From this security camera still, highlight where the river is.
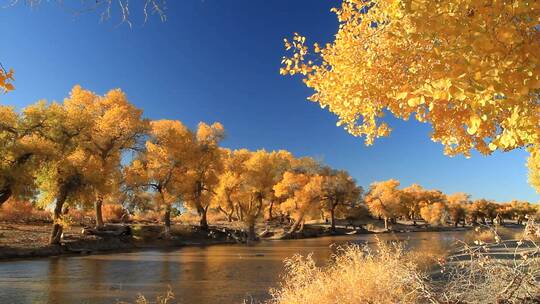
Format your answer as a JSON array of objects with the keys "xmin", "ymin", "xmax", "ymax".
[{"xmin": 0, "ymin": 230, "xmax": 470, "ymax": 304}]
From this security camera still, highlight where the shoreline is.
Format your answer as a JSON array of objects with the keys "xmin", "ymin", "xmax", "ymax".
[{"xmin": 0, "ymin": 223, "xmax": 484, "ymax": 261}]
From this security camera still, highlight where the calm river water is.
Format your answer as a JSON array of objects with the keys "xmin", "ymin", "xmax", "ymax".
[{"xmin": 0, "ymin": 231, "xmax": 469, "ymax": 304}]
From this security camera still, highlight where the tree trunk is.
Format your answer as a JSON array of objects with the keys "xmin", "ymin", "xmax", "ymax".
[
  {"xmin": 0, "ymin": 187, "xmax": 12, "ymax": 206},
  {"xmin": 218, "ymin": 206, "xmax": 234, "ymax": 222},
  {"xmin": 94, "ymin": 198, "xmax": 104, "ymax": 228},
  {"xmin": 199, "ymin": 206, "xmax": 209, "ymax": 230},
  {"xmin": 330, "ymin": 206, "xmax": 336, "ymax": 232},
  {"xmin": 50, "ymin": 189, "xmax": 68, "ymax": 245},
  {"xmin": 247, "ymin": 221, "xmax": 257, "ymax": 241},
  {"xmin": 288, "ymin": 213, "xmax": 305, "ymax": 234},
  {"xmin": 163, "ymin": 204, "xmax": 172, "ymax": 237},
  {"xmin": 268, "ymin": 201, "xmax": 274, "ymax": 220},
  {"xmin": 383, "ymin": 217, "xmax": 388, "ymax": 230}
]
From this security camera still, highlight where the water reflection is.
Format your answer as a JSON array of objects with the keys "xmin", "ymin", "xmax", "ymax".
[{"xmin": 0, "ymin": 231, "xmax": 470, "ymax": 304}]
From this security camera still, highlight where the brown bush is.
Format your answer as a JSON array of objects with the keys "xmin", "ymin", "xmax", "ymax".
[
  {"xmin": 0, "ymin": 200, "xmax": 50, "ymax": 223},
  {"xmin": 103, "ymin": 204, "xmax": 129, "ymax": 223},
  {"xmin": 132, "ymin": 210, "xmax": 162, "ymax": 223},
  {"xmin": 67, "ymin": 208, "xmax": 94, "ymax": 226},
  {"xmin": 267, "ymin": 241, "xmax": 433, "ymax": 304},
  {"xmin": 266, "ymin": 234, "xmax": 540, "ymax": 304}
]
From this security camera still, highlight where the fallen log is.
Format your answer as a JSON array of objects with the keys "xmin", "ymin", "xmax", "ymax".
[{"xmin": 82, "ymin": 225, "xmax": 131, "ymax": 237}]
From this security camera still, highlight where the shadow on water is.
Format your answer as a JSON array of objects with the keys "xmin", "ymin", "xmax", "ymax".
[{"xmin": 0, "ymin": 231, "xmax": 471, "ymax": 304}]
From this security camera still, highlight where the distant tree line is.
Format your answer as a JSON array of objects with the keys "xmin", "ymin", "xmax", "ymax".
[{"xmin": 1, "ymin": 86, "xmax": 538, "ymax": 244}]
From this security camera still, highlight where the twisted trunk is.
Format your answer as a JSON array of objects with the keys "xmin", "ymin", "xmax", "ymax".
[
  {"xmin": 247, "ymin": 219, "xmax": 257, "ymax": 241},
  {"xmin": 94, "ymin": 197, "xmax": 104, "ymax": 228},
  {"xmin": 218, "ymin": 206, "xmax": 235, "ymax": 222},
  {"xmin": 163, "ymin": 204, "xmax": 172, "ymax": 237},
  {"xmin": 50, "ymin": 187, "xmax": 69, "ymax": 245},
  {"xmin": 330, "ymin": 204, "xmax": 337, "ymax": 232},
  {"xmin": 288, "ymin": 212, "xmax": 305, "ymax": 234},
  {"xmin": 195, "ymin": 181, "xmax": 209, "ymax": 230},
  {"xmin": 0, "ymin": 187, "xmax": 12, "ymax": 206},
  {"xmin": 268, "ymin": 201, "xmax": 274, "ymax": 220},
  {"xmin": 199, "ymin": 206, "xmax": 209, "ymax": 230}
]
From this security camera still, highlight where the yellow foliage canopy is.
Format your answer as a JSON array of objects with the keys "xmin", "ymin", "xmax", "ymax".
[{"xmin": 282, "ymin": 0, "xmax": 540, "ymax": 190}]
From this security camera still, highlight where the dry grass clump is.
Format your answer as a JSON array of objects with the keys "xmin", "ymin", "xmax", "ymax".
[
  {"xmin": 524, "ymin": 219, "xmax": 540, "ymax": 241},
  {"xmin": 118, "ymin": 287, "xmax": 175, "ymax": 304},
  {"xmin": 267, "ymin": 240, "xmax": 435, "ymax": 304},
  {"xmin": 439, "ymin": 222, "xmax": 540, "ymax": 303},
  {"xmin": 103, "ymin": 204, "xmax": 129, "ymax": 223},
  {"xmin": 132, "ymin": 210, "xmax": 162, "ymax": 223},
  {"xmin": 66, "ymin": 208, "xmax": 94, "ymax": 226},
  {"xmin": 176, "ymin": 210, "xmax": 229, "ymax": 226},
  {"xmin": 266, "ymin": 223, "xmax": 540, "ymax": 304},
  {"xmin": 439, "ymin": 253, "xmax": 540, "ymax": 303},
  {"xmin": 0, "ymin": 200, "xmax": 50, "ymax": 223},
  {"xmin": 465, "ymin": 226, "xmax": 520, "ymax": 244}
]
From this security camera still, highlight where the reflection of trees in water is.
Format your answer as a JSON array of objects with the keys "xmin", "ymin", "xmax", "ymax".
[
  {"xmin": 85, "ymin": 257, "xmax": 104, "ymax": 292},
  {"xmin": 10, "ymin": 232, "xmax": 475, "ymax": 304},
  {"xmin": 46, "ymin": 259, "xmax": 68, "ymax": 304}
]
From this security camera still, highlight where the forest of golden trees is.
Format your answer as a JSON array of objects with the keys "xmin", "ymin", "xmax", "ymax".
[{"xmin": 1, "ymin": 85, "xmax": 538, "ymax": 245}]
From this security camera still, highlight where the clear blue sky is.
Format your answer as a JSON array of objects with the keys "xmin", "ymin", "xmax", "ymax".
[{"xmin": 0, "ymin": 0, "xmax": 537, "ymax": 202}]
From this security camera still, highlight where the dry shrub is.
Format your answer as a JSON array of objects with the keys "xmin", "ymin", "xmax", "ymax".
[
  {"xmin": 0, "ymin": 200, "xmax": 50, "ymax": 223},
  {"xmin": 439, "ymin": 254, "xmax": 540, "ymax": 303},
  {"xmin": 207, "ymin": 210, "xmax": 229, "ymax": 223},
  {"xmin": 524, "ymin": 219, "xmax": 540, "ymax": 241},
  {"xmin": 132, "ymin": 210, "xmax": 162, "ymax": 223},
  {"xmin": 466, "ymin": 229, "xmax": 500, "ymax": 244},
  {"xmin": 67, "ymin": 208, "xmax": 94, "ymax": 226},
  {"xmin": 267, "ymin": 225, "xmax": 540, "ymax": 304},
  {"xmin": 177, "ymin": 212, "xmax": 199, "ymax": 225},
  {"xmin": 465, "ymin": 226, "xmax": 521, "ymax": 244},
  {"xmin": 118, "ymin": 287, "xmax": 174, "ymax": 304},
  {"xmin": 103, "ymin": 204, "xmax": 129, "ymax": 223},
  {"xmin": 176, "ymin": 210, "xmax": 227, "ymax": 226},
  {"xmin": 440, "ymin": 226, "xmax": 540, "ymax": 303},
  {"xmin": 267, "ymin": 240, "xmax": 434, "ymax": 304}
]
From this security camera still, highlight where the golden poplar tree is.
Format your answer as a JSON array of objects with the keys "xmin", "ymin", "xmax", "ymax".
[
  {"xmin": 320, "ymin": 169, "xmax": 362, "ymax": 231},
  {"xmin": 0, "ymin": 102, "xmax": 54, "ymax": 206},
  {"xmin": 124, "ymin": 120, "xmax": 195, "ymax": 237},
  {"xmin": 274, "ymin": 172, "xmax": 325, "ymax": 234},
  {"xmin": 34, "ymin": 87, "xmax": 101, "ymax": 244},
  {"xmin": 446, "ymin": 192, "xmax": 470, "ymax": 227},
  {"xmin": 181, "ymin": 122, "xmax": 225, "ymax": 230},
  {"xmin": 213, "ymin": 149, "xmax": 294, "ymax": 240},
  {"xmin": 365, "ymin": 179, "xmax": 404, "ymax": 230},
  {"xmin": 82, "ymin": 87, "xmax": 148, "ymax": 228},
  {"xmin": 212, "ymin": 148, "xmax": 253, "ymax": 222}
]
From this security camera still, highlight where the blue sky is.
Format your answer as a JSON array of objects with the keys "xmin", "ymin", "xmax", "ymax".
[{"xmin": 0, "ymin": 0, "xmax": 537, "ymax": 202}]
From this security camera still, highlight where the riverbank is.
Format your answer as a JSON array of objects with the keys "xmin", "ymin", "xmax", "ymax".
[
  {"xmin": 0, "ymin": 223, "xmax": 241, "ymax": 260},
  {"xmin": 0, "ymin": 220, "xmax": 524, "ymax": 260}
]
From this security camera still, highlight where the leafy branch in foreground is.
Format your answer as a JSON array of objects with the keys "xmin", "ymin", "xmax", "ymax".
[{"xmin": 281, "ymin": 0, "xmax": 540, "ymax": 193}]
